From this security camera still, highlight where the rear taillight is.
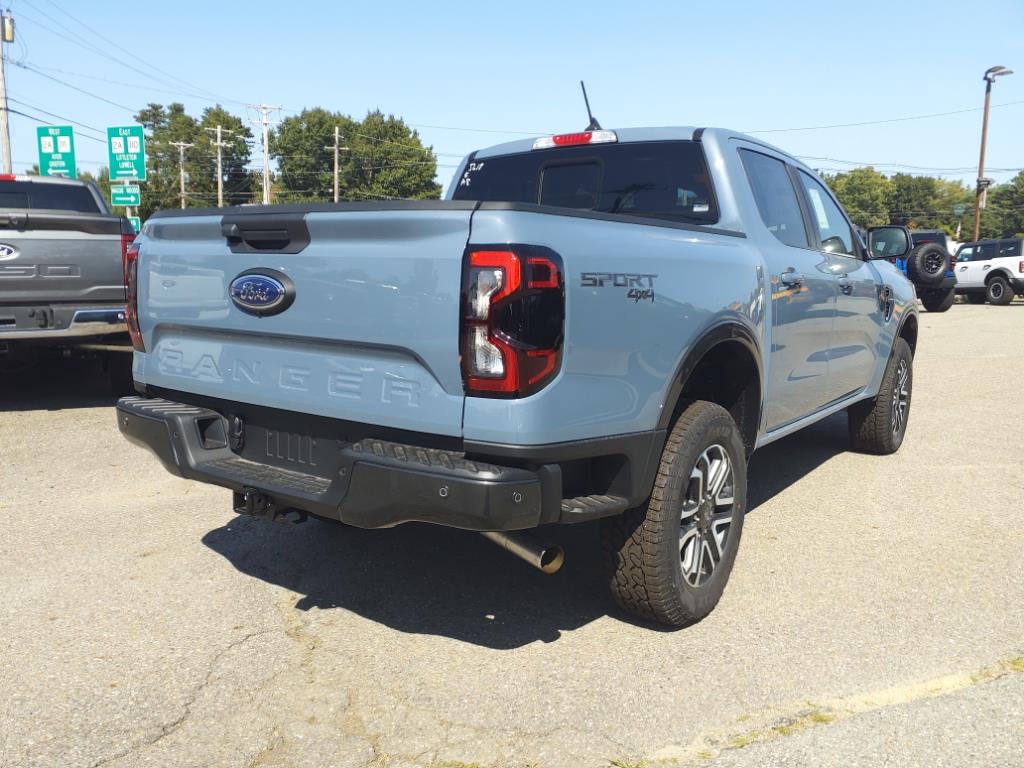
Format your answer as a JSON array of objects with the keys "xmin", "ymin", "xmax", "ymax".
[
  {"xmin": 123, "ymin": 242, "xmax": 145, "ymax": 352},
  {"xmin": 532, "ymin": 130, "xmax": 618, "ymax": 150},
  {"xmin": 461, "ymin": 247, "xmax": 564, "ymax": 398},
  {"xmin": 1019, "ymin": 260, "xmax": 1024, "ymax": 274},
  {"xmin": 120, "ymin": 234, "xmax": 135, "ymax": 282}
]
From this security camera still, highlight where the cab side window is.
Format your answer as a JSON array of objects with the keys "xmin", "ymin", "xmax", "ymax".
[
  {"xmin": 974, "ymin": 243, "xmax": 996, "ymax": 261},
  {"xmin": 998, "ymin": 239, "xmax": 1021, "ymax": 257},
  {"xmin": 738, "ymin": 149, "xmax": 810, "ymax": 249},
  {"xmin": 796, "ymin": 171, "xmax": 855, "ymax": 256},
  {"xmin": 956, "ymin": 247, "xmax": 973, "ymax": 262}
]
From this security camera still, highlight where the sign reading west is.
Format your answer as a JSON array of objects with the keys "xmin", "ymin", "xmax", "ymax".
[
  {"xmin": 106, "ymin": 125, "xmax": 147, "ymax": 181},
  {"xmin": 36, "ymin": 126, "xmax": 77, "ymax": 178}
]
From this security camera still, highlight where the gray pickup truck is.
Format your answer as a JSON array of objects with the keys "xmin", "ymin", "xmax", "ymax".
[
  {"xmin": 117, "ymin": 127, "xmax": 918, "ymax": 627},
  {"xmin": 0, "ymin": 175, "xmax": 133, "ymax": 384}
]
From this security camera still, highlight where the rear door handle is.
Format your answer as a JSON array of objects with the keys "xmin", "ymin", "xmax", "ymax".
[{"xmin": 779, "ymin": 269, "xmax": 805, "ymax": 287}]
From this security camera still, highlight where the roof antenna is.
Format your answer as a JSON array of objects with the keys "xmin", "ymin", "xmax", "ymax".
[{"xmin": 580, "ymin": 80, "xmax": 602, "ymax": 131}]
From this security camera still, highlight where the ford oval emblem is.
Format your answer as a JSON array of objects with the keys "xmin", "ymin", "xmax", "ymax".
[
  {"xmin": 229, "ymin": 269, "xmax": 295, "ymax": 317},
  {"xmin": 0, "ymin": 244, "xmax": 18, "ymax": 261}
]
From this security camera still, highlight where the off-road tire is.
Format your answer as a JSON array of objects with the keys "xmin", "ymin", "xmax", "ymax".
[
  {"xmin": 920, "ymin": 288, "xmax": 955, "ymax": 312},
  {"xmin": 906, "ymin": 243, "xmax": 948, "ymax": 287},
  {"xmin": 965, "ymin": 292, "xmax": 986, "ymax": 305},
  {"xmin": 847, "ymin": 337, "xmax": 913, "ymax": 455},
  {"xmin": 986, "ymin": 276, "xmax": 1013, "ymax": 305},
  {"xmin": 600, "ymin": 400, "xmax": 747, "ymax": 628}
]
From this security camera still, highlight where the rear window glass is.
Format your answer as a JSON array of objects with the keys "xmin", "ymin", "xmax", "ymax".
[
  {"xmin": 453, "ymin": 140, "xmax": 719, "ymax": 224},
  {"xmin": 0, "ymin": 181, "xmax": 101, "ymax": 213},
  {"xmin": 998, "ymin": 240, "xmax": 1021, "ymax": 257}
]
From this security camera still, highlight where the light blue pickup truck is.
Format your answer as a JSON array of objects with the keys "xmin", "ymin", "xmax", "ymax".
[{"xmin": 117, "ymin": 127, "xmax": 918, "ymax": 627}]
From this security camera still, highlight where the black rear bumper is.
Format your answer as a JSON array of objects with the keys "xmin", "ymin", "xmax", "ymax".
[{"xmin": 117, "ymin": 395, "xmax": 662, "ymax": 530}]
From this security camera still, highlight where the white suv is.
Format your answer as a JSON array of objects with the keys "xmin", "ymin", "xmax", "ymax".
[{"xmin": 953, "ymin": 238, "xmax": 1024, "ymax": 305}]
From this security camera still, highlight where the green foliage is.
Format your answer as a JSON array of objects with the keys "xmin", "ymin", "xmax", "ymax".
[
  {"xmin": 133, "ymin": 102, "xmax": 254, "ymax": 218},
  {"xmin": 824, "ymin": 167, "xmax": 891, "ymax": 228},
  {"xmin": 825, "ymin": 168, "xmax": 982, "ymax": 237},
  {"xmin": 979, "ymin": 171, "xmax": 1024, "ymax": 239},
  {"xmin": 272, "ymin": 108, "xmax": 442, "ymax": 203}
]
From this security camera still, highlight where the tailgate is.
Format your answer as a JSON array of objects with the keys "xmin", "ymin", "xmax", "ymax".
[
  {"xmin": 0, "ymin": 213, "xmax": 126, "ymax": 304},
  {"xmin": 136, "ymin": 203, "xmax": 475, "ymax": 438}
]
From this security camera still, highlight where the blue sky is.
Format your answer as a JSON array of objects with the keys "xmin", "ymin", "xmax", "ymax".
[{"xmin": 7, "ymin": 0, "xmax": 1023, "ymax": 190}]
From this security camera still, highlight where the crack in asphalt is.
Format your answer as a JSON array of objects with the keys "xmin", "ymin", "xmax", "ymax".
[
  {"xmin": 85, "ymin": 627, "xmax": 279, "ymax": 768},
  {"xmin": 642, "ymin": 651, "xmax": 1024, "ymax": 766}
]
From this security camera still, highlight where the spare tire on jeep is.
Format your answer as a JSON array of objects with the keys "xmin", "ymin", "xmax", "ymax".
[{"xmin": 906, "ymin": 243, "xmax": 948, "ymax": 286}]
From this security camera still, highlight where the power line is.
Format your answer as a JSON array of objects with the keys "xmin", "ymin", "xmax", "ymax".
[
  {"xmin": 5, "ymin": 96, "xmax": 105, "ymax": 135},
  {"xmin": 747, "ymin": 100, "xmax": 1024, "ymax": 134},
  {"xmin": 6, "ymin": 107, "xmax": 106, "ymax": 143},
  {"xmin": 11, "ymin": 61, "xmax": 135, "ymax": 112}
]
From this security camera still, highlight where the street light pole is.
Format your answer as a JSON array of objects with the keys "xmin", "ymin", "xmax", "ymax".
[{"xmin": 973, "ymin": 65, "xmax": 1014, "ymax": 241}]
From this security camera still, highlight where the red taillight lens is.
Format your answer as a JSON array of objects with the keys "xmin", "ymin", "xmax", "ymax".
[
  {"xmin": 461, "ymin": 247, "xmax": 564, "ymax": 398},
  {"xmin": 1019, "ymin": 260, "xmax": 1024, "ymax": 274},
  {"xmin": 120, "ymin": 234, "xmax": 135, "ymax": 283},
  {"xmin": 532, "ymin": 130, "xmax": 618, "ymax": 150},
  {"xmin": 124, "ymin": 242, "xmax": 145, "ymax": 352}
]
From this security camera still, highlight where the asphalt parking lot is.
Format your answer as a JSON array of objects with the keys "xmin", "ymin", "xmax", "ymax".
[{"xmin": 2, "ymin": 303, "xmax": 1022, "ymax": 768}]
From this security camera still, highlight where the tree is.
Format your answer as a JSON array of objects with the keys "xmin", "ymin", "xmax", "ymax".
[
  {"xmin": 824, "ymin": 167, "xmax": 891, "ymax": 228},
  {"xmin": 272, "ymin": 108, "xmax": 441, "ymax": 202},
  {"xmin": 134, "ymin": 102, "xmax": 200, "ymax": 218},
  {"xmin": 191, "ymin": 106, "xmax": 255, "ymax": 207},
  {"xmin": 979, "ymin": 172, "xmax": 1024, "ymax": 238}
]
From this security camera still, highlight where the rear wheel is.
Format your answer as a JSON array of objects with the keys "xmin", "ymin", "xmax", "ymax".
[
  {"xmin": 848, "ymin": 338, "xmax": 913, "ymax": 455},
  {"xmin": 600, "ymin": 400, "xmax": 747, "ymax": 627},
  {"xmin": 920, "ymin": 288, "xmax": 954, "ymax": 312},
  {"xmin": 986, "ymin": 276, "xmax": 1013, "ymax": 305}
]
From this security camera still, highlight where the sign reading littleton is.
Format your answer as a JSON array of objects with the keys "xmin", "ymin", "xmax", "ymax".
[
  {"xmin": 107, "ymin": 125, "xmax": 147, "ymax": 181},
  {"xmin": 36, "ymin": 126, "xmax": 77, "ymax": 179}
]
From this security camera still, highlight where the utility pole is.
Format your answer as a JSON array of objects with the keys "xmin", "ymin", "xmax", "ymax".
[
  {"xmin": 0, "ymin": 11, "xmax": 15, "ymax": 174},
  {"xmin": 324, "ymin": 126, "xmax": 349, "ymax": 203},
  {"xmin": 248, "ymin": 104, "xmax": 280, "ymax": 205},
  {"xmin": 204, "ymin": 125, "xmax": 234, "ymax": 207},
  {"xmin": 169, "ymin": 141, "xmax": 194, "ymax": 209},
  {"xmin": 973, "ymin": 65, "xmax": 1014, "ymax": 241}
]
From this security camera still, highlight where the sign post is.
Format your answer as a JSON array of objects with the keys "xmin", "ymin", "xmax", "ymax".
[
  {"xmin": 106, "ymin": 125, "xmax": 147, "ymax": 181},
  {"xmin": 36, "ymin": 125, "xmax": 77, "ymax": 178}
]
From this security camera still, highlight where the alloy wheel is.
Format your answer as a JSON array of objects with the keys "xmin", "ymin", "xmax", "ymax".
[
  {"xmin": 891, "ymin": 359, "xmax": 910, "ymax": 435},
  {"xmin": 679, "ymin": 444, "xmax": 735, "ymax": 587}
]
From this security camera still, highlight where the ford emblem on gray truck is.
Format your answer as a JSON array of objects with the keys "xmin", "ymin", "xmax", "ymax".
[{"xmin": 116, "ymin": 126, "xmax": 919, "ymax": 628}]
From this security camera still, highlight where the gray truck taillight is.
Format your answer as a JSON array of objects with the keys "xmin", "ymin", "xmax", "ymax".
[
  {"xmin": 124, "ymin": 242, "xmax": 145, "ymax": 352},
  {"xmin": 1019, "ymin": 260, "xmax": 1024, "ymax": 274},
  {"xmin": 461, "ymin": 247, "xmax": 564, "ymax": 398}
]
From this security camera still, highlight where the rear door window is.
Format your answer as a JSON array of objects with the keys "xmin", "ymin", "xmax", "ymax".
[
  {"xmin": 453, "ymin": 140, "xmax": 718, "ymax": 225},
  {"xmin": 0, "ymin": 181, "xmax": 101, "ymax": 213},
  {"xmin": 974, "ymin": 243, "xmax": 996, "ymax": 261},
  {"xmin": 738, "ymin": 149, "xmax": 809, "ymax": 248}
]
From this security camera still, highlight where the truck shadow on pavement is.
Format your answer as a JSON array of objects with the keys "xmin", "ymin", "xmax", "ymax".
[
  {"xmin": 201, "ymin": 412, "xmax": 850, "ymax": 648},
  {"xmin": 0, "ymin": 355, "xmax": 123, "ymax": 411}
]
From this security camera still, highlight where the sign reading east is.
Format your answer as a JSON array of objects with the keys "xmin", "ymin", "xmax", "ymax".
[
  {"xmin": 106, "ymin": 125, "xmax": 147, "ymax": 181},
  {"xmin": 36, "ymin": 126, "xmax": 77, "ymax": 178}
]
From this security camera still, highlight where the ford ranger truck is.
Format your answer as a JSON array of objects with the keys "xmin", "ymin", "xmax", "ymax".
[
  {"xmin": 0, "ymin": 175, "xmax": 135, "ymax": 386},
  {"xmin": 116, "ymin": 127, "xmax": 919, "ymax": 628}
]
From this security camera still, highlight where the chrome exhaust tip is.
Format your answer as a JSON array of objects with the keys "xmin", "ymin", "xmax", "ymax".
[{"xmin": 481, "ymin": 530, "xmax": 565, "ymax": 574}]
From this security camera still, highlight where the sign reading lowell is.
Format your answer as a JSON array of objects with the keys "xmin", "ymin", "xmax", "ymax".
[
  {"xmin": 37, "ymin": 126, "xmax": 77, "ymax": 178},
  {"xmin": 107, "ymin": 125, "xmax": 147, "ymax": 181}
]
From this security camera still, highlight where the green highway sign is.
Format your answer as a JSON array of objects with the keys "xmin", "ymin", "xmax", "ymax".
[
  {"xmin": 952, "ymin": 203, "xmax": 967, "ymax": 217},
  {"xmin": 36, "ymin": 126, "xmax": 77, "ymax": 178},
  {"xmin": 111, "ymin": 183, "xmax": 141, "ymax": 207},
  {"xmin": 107, "ymin": 125, "xmax": 147, "ymax": 181},
  {"xmin": 128, "ymin": 216, "xmax": 141, "ymax": 233}
]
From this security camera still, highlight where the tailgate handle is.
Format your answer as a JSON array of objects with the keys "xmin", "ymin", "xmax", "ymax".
[
  {"xmin": 220, "ymin": 213, "xmax": 310, "ymax": 255},
  {"xmin": 221, "ymin": 223, "xmax": 291, "ymax": 249}
]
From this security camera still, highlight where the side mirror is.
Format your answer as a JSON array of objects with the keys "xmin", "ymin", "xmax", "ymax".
[{"xmin": 867, "ymin": 226, "xmax": 911, "ymax": 259}]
